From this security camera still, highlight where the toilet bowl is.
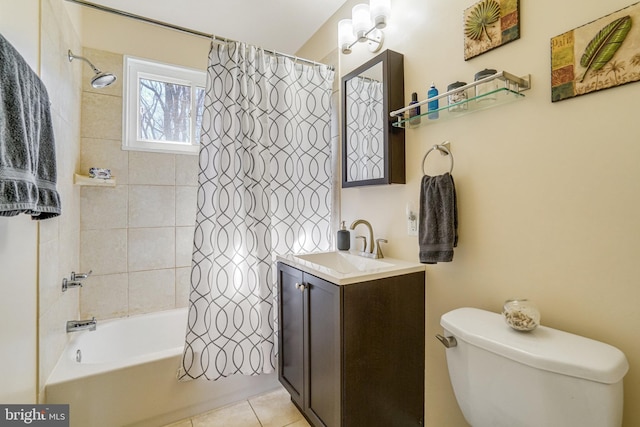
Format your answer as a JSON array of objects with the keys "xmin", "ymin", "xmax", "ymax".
[{"xmin": 438, "ymin": 307, "xmax": 629, "ymax": 427}]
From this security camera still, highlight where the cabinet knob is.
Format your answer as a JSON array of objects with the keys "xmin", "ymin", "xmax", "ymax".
[{"xmin": 295, "ymin": 282, "xmax": 307, "ymax": 292}]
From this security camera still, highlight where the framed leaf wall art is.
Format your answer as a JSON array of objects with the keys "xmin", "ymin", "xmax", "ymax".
[
  {"xmin": 551, "ymin": 2, "xmax": 640, "ymax": 102},
  {"xmin": 464, "ymin": 0, "xmax": 520, "ymax": 60}
]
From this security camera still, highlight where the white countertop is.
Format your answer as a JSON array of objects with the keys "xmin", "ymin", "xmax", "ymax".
[{"xmin": 276, "ymin": 251, "xmax": 426, "ymax": 285}]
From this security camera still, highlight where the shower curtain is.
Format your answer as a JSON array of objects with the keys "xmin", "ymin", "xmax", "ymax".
[
  {"xmin": 344, "ymin": 76, "xmax": 383, "ymax": 181},
  {"xmin": 179, "ymin": 42, "xmax": 334, "ymax": 381}
]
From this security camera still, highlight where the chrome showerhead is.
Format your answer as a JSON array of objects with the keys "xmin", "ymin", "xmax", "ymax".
[
  {"xmin": 68, "ymin": 49, "xmax": 117, "ymax": 88},
  {"xmin": 90, "ymin": 71, "xmax": 117, "ymax": 89}
]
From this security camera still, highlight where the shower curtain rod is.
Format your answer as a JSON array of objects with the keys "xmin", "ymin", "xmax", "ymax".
[{"xmin": 64, "ymin": 0, "xmax": 334, "ymax": 70}]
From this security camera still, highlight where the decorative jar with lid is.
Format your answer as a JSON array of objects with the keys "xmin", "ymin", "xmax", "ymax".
[
  {"xmin": 502, "ymin": 299, "xmax": 540, "ymax": 331},
  {"xmin": 447, "ymin": 81, "xmax": 468, "ymax": 112},
  {"xmin": 474, "ymin": 68, "xmax": 498, "ymax": 102}
]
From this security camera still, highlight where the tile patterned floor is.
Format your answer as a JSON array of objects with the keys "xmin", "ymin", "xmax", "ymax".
[{"xmin": 163, "ymin": 386, "xmax": 310, "ymax": 427}]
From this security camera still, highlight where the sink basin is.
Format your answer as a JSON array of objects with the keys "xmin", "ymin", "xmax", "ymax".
[
  {"xmin": 294, "ymin": 252, "xmax": 393, "ymax": 274},
  {"xmin": 277, "ymin": 251, "xmax": 426, "ymax": 285}
]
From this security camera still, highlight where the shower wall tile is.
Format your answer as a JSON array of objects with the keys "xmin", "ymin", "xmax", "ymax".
[
  {"xmin": 39, "ymin": 238, "xmax": 60, "ymax": 314},
  {"xmin": 128, "ymin": 185, "xmax": 176, "ymax": 228},
  {"xmin": 81, "ymin": 91, "xmax": 122, "ymax": 140},
  {"xmin": 81, "ymin": 185, "xmax": 128, "ymax": 230},
  {"xmin": 175, "ymin": 267, "xmax": 191, "ymax": 308},
  {"xmin": 78, "ymin": 49, "xmax": 201, "ymax": 321},
  {"xmin": 129, "ymin": 151, "xmax": 176, "ymax": 185},
  {"xmin": 80, "ymin": 228, "xmax": 128, "ymax": 275},
  {"xmin": 81, "ymin": 47, "xmax": 123, "ymax": 98},
  {"xmin": 39, "ymin": 292, "xmax": 77, "ymax": 397},
  {"xmin": 39, "ymin": 0, "xmax": 83, "ymax": 400},
  {"xmin": 128, "ymin": 269, "xmax": 176, "ymax": 315},
  {"xmin": 128, "ymin": 227, "xmax": 175, "ymax": 271},
  {"xmin": 58, "ymin": 188, "xmax": 81, "ymax": 275},
  {"xmin": 80, "ymin": 138, "xmax": 129, "ymax": 184},
  {"xmin": 80, "ymin": 273, "xmax": 129, "ymax": 319},
  {"xmin": 176, "ymin": 185, "xmax": 198, "ymax": 226},
  {"xmin": 176, "ymin": 154, "xmax": 199, "ymax": 186},
  {"xmin": 176, "ymin": 226, "xmax": 195, "ymax": 267}
]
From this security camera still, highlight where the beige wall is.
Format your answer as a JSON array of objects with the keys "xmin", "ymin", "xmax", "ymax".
[
  {"xmin": 76, "ymin": 10, "xmax": 210, "ymax": 319},
  {"xmin": 301, "ymin": 0, "xmax": 640, "ymax": 426},
  {"xmin": 0, "ymin": 0, "xmax": 40, "ymax": 404},
  {"xmin": 81, "ymin": 8, "xmax": 209, "ymax": 70}
]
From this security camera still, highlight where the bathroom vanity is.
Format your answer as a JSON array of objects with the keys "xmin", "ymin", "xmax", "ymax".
[{"xmin": 277, "ymin": 252, "xmax": 425, "ymax": 426}]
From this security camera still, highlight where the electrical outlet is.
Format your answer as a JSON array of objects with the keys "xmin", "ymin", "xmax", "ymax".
[{"xmin": 407, "ymin": 215, "xmax": 418, "ymax": 236}]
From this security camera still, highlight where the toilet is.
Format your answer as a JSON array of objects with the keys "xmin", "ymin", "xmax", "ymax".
[{"xmin": 438, "ymin": 307, "xmax": 629, "ymax": 427}]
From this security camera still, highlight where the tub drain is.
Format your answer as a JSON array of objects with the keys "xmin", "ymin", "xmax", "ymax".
[{"xmin": 76, "ymin": 349, "xmax": 82, "ymax": 363}]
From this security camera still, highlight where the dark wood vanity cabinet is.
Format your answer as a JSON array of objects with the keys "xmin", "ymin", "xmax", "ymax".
[{"xmin": 277, "ymin": 262, "xmax": 425, "ymax": 427}]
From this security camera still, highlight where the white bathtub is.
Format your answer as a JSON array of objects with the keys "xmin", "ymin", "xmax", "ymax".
[{"xmin": 45, "ymin": 308, "xmax": 278, "ymax": 427}]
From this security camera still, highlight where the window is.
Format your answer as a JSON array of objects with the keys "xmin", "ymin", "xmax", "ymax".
[{"xmin": 123, "ymin": 56, "xmax": 206, "ymax": 155}]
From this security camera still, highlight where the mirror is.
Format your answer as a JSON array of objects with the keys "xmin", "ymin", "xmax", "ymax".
[{"xmin": 342, "ymin": 50, "xmax": 405, "ymax": 187}]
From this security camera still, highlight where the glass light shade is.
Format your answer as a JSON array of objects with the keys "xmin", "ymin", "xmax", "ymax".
[
  {"xmin": 352, "ymin": 4, "xmax": 372, "ymax": 42},
  {"xmin": 338, "ymin": 19, "xmax": 356, "ymax": 54},
  {"xmin": 369, "ymin": 0, "xmax": 391, "ymax": 29}
]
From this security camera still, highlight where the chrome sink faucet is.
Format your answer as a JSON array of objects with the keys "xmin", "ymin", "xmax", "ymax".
[
  {"xmin": 350, "ymin": 219, "xmax": 374, "ymax": 254},
  {"xmin": 66, "ymin": 317, "xmax": 97, "ymax": 333},
  {"xmin": 349, "ymin": 219, "xmax": 386, "ymax": 259}
]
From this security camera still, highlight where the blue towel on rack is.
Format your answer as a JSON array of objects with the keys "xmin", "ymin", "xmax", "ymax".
[
  {"xmin": 0, "ymin": 33, "xmax": 61, "ymax": 219},
  {"xmin": 419, "ymin": 173, "xmax": 457, "ymax": 263}
]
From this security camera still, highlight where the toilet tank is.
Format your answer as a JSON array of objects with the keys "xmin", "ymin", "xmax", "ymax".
[{"xmin": 440, "ymin": 308, "xmax": 629, "ymax": 427}]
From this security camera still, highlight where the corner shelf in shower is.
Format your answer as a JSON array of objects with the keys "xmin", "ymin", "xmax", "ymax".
[
  {"xmin": 390, "ymin": 71, "xmax": 531, "ymax": 128},
  {"xmin": 74, "ymin": 174, "xmax": 116, "ymax": 187}
]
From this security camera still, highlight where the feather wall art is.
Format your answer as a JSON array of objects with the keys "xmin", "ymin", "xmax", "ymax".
[{"xmin": 551, "ymin": 2, "xmax": 640, "ymax": 102}]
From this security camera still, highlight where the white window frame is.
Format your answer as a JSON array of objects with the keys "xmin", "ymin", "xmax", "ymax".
[{"xmin": 123, "ymin": 55, "xmax": 206, "ymax": 155}]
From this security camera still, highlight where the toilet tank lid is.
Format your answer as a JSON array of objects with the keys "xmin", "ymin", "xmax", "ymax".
[{"xmin": 440, "ymin": 308, "xmax": 629, "ymax": 384}]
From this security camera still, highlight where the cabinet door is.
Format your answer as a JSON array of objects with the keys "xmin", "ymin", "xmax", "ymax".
[
  {"xmin": 278, "ymin": 263, "xmax": 305, "ymax": 408},
  {"xmin": 305, "ymin": 274, "xmax": 341, "ymax": 427}
]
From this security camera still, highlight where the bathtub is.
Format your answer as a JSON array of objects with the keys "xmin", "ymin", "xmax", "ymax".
[{"xmin": 45, "ymin": 308, "xmax": 278, "ymax": 427}]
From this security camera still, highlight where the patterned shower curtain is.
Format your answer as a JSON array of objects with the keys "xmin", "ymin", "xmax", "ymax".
[
  {"xmin": 344, "ymin": 76, "xmax": 383, "ymax": 181},
  {"xmin": 179, "ymin": 42, "xmax": 334, "ymax": 381}
]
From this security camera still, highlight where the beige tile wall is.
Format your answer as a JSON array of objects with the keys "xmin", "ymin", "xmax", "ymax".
[
  {"xmin": 78, "ymin": 47, "xmax": 199, "ymax": 320},
  {"xmin": 38, "ymin": 0, "xmax": 83, "ymax": 399}
]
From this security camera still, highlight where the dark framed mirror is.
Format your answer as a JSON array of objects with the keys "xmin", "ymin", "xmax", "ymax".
[{"xmin": 342, "ymin": 49, "xmax": 405, "ymax": 187}]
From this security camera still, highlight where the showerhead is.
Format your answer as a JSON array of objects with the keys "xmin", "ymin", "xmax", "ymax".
[
  {"xmin": 90, "ymin": 72, "xmax": 117, "ymax": 89},
  {"xmin": 68, "ymin": 50, "xmax": 117, "ymax": 88}
]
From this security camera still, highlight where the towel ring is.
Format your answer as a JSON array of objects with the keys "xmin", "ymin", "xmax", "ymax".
[{"xmin": 422, "ymin": 143, "xmax": 454, "ymax": 175}]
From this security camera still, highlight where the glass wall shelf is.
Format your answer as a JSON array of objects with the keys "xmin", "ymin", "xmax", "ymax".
[{"xmin": 391, "ymin": 71, "xmax": 530, "ymax": 128}]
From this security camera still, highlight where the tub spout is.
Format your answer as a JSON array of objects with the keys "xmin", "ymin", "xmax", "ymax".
[{"xmin": 66, "ymin": 317, "xmax": 97, "ymax": 333}]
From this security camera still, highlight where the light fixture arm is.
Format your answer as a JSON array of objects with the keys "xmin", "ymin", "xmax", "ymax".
[
  {"xmin": 68, "ymin": 50, "xmax": 101, "ymax": 74},
  {"xmin": 345, "ymin": 27, "xmax": 384, "ymax": 53}
]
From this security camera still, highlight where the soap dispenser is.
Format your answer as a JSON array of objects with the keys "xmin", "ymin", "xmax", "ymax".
[{"xmin": 337, "ymin": 221, "xmax": 350, "ymax": 251}]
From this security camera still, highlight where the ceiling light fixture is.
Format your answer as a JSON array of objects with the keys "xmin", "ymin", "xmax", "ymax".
[{"xmin": 338, "ymin": 0, "xmax": 391, "ymax": 55}]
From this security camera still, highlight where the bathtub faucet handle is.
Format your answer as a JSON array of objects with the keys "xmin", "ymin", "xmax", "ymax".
[
  {"xmin": 71, "ymin": 270, "xmax": 92, "ymax": 280},
  {"xmin": 63, "ymin": 270, "xmax": 93, "ymax": 292}
]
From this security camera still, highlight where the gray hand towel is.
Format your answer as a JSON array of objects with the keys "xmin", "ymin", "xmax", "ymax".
[
  {"xmin": 0, "ymin": 33, "xmax": 61, "ymax": 219},
  {"xmin": 419, "ymin": 173, "xmax": 458, "ymax": 264}
]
